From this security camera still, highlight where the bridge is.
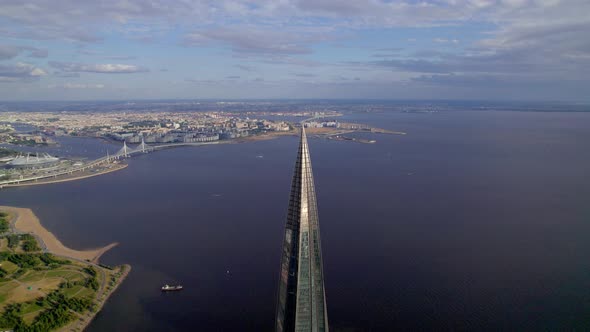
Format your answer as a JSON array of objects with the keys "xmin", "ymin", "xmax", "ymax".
[
  {"xmin": 89, "ymin": 137, "xmax": 221, "ymax": 165},
  {"xmin": 108, "ymin": 137, "xmax": 222, "ymax": 159},
  {"xmin": 0, "ymin": 137, "xmax": 220, "ymax": 187}
]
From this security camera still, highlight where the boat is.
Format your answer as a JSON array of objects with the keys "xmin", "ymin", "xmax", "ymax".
[{"xmin": 161, "ymin": 284, "xmax": 183, "ymax": 291}]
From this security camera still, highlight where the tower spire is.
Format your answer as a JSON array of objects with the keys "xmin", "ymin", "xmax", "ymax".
[{"xmin": 276, "ymin": 125, "xmax": 329, "ymax": 332}]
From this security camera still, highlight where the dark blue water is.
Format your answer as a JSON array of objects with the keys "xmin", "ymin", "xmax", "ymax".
[
  {"xmin": 1, "ymin": 136, "xmax": 119, "ymax": 160},
  {"xmin": 1, "ymin": 110, "xmax": 590, "ymax": 331}
]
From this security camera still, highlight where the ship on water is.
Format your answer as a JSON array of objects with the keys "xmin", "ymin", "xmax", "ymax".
[{"xmin": 161, "ymin": 284, "xmax": 183, "ymax": 292}]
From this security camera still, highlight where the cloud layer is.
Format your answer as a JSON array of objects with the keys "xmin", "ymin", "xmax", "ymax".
[
  {"xmin": 49, "ymin": 62, "xmax": 148, "ymax": 74},
  {"xmin": 48, "ymin": 83, "xmax": 105, "ymax": 89},
  {"xmin": 0, "ymin": 62, "xmax": 46, "ymax": 83},
  {"xmin": 0, "ymin": 0, "xmax": 588, "ymax": 100},
  {"xmin": 0, "ymin": 45, "xmax": 47, "ymax": 60}
]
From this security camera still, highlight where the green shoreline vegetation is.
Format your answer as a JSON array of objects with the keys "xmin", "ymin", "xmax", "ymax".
[
  {"xmin": 0, "ymin": 212, "xmax": 8, "ymax": 233},
  {"xmin": 0, "ymin": 210, "xmax": 128, "ymax": 332}
]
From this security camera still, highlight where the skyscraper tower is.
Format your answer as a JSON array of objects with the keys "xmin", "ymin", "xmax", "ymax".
[{"xmin": 276, "ymin": 126, "xmax": 329, "ymax": 332}]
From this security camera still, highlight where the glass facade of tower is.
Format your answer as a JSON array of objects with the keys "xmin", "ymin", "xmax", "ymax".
[{"xmin": 276, "ymin": 127, "xmax": 329, "ymax": 332}]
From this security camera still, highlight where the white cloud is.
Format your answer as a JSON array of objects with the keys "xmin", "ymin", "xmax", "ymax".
[
  {"xmin": 48, "ymin": 83, "xmax": 105, "ymax": 89},
  {"xmin": 433, "ymin": 38, "xmax": 460, "ymax": 44},
  {"xmin": 0, "ymin": 62, "xmax": 46, "ymax": 82},
  {"xmin": 49, "ymin": 61, "xmax": 148, "ymax": 73},
  {"xmin": 184, "ymin": 26, "xmax": 335, "ymax": 57}
]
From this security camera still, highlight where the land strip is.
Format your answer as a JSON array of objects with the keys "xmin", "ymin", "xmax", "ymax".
[
  {"xmin": 0, "ymin": 207, "xmax": 128, "ymax": 332},
  {"xmin": 0, "ymin": 206, "xmax": 117, "ymax": 263},
  {"xmin": 0, "ymin": 163, "xmax": 127, "ymax": 189}
]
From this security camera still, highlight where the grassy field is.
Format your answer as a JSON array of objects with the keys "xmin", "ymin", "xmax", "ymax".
[
  {"xmin": 0, "ymin": 260, "xmax": 18, "ymax": 274},
  {"xmin": 0, "ymin": 265, "xmax": 100, "ymax": 320},
  {"xmin": 0, "ymin": 208, "xmax": 129, "ymax": 332},
  {"xmin": 0, "ymin": 228, "xmax": 121, "ymax": 332}
]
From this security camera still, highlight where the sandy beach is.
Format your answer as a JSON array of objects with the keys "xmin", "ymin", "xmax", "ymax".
[{"xmin": 0, "ymin": 206, "xmax": 117, "ymax": 263}]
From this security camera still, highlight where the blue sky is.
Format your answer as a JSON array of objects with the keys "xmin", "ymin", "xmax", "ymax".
[{"xmin": 1, "ymin": 0, "xmax": 589, "ymax": 101}]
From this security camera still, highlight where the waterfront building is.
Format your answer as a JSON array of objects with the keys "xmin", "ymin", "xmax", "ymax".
[
  {"xmin": 6, "ymin": 153, "xmax": 59, "ymax": 169},
  {"xmin": 276, "ymin": 127, "xmax": 329, "ymax": 332},
  {"xmin": 183, "ymin": 133, "xmax": 220, "ymax": 143}
]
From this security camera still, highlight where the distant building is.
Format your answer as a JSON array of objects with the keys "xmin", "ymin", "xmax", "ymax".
[
  {"xmin": 337, "ymin": 122, "xmax": 369, "ymax": 130},
  {"xmin": 305, "ymin": 121, "xmax": 323, "ymax": 128},
  {"xmin": 126, "ymin": 135, "xmax": 142, "ymax": 143},
  {"xmin": 109, "ymin": 132, "xmax": 135, "ymax": 141},
  {"xmin": 234, "ymin": 121, "xmax": 248, "ymax": 129},
  {"xmin": 305, "ymin": 120, "xmax": 338, "ymax": 129},
  {"xmin": 183, "ymin": 134, "xmax": 219, "ymax": 143},
  {"xmin": 276, "ymin": 127, "xmax": 329, "ymax": 332},
  {"xmin": 6, "ymin": 153, "xmax": 59, "ymax": 169}
]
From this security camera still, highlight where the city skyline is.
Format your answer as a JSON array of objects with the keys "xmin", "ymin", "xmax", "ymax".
[{"xmin": 1, "ymin": 1, "xmax": 589, "ymax": 102}]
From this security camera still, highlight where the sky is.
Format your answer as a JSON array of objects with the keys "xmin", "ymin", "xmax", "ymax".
[{"xmin": 0, "ymin": 0, "xmax": 589, "ymax": 101}]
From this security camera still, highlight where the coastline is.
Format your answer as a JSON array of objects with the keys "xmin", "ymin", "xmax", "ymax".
[
  {"xmin": 1, "ymin": 125, "xmax": 398, "ymax": 190},
  {"xmin": 1, "ymin": 162, "xmax": 128, "ymax": 189},
  {"xmin": 0, "ymin": 206, "xmax": 117, "ymax": 263},
  {"xmin": 234, "ymin": 130, "xmax": 296, "ymax": 143},
  {"xmin": 0, "ymin": 205, "xmax": 129, "ymax": 331},
  {"xmin": 59, "ymin": 264, "xmax": 131, "ymax": 332},
  {"xmin": 0, "ymin": 135, "xmax": 279, "ymax": 189}
]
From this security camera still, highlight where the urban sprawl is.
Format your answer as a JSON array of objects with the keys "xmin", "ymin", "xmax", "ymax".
[{"xmin": 0, "ymin": 110, "xmax": 342, "ymax": 146}]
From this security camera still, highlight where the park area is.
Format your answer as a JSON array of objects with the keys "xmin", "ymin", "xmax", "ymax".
[{"xmin": 0, "ymin": 211, "xmax": 127, "ymax": 332}]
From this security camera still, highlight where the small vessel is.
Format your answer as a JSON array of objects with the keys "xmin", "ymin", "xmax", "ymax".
[{"xmin": 161, "ymin": 284, "xmax": 183, "ymax": 292}]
